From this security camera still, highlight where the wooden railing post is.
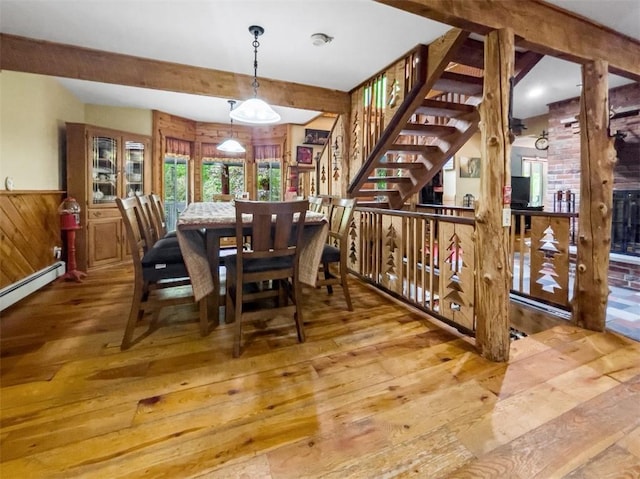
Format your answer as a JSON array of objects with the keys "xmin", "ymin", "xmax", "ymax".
[
  {"xmin": 573, "ymin": 60, "xmax": 615, "ymax": 331},
  {"xmin": 475, "ymin": 28, "xmax": 514, "ymax": 362}
]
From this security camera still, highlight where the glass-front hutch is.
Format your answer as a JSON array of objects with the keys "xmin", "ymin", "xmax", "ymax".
[{"xmin": 66, "ymin": 123, "xmax": 150, "ymax": 271}]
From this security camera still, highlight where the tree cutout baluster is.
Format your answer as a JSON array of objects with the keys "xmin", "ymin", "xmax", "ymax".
[
  {"xmin": 321, "ymin": 165, "xmax": 326, "ymax": 184},
  {"xmin": 387, "ymin": 79, "xmax": 400, "ymax": 108},
  {"xmin": 349, "ymin": 217, "xmax": 357, "ymax": 265},
  {"xmin": 443, "ymin": 231, "xmax": 466, "ymax": 311},
  {"xmin": 352, "ymin": 111, "xmax": 360, "ymax": 163},
  {"xmin": 385, "ymin": 223, "xmax": 398, "ymax": 277},
  {"xmin": 536, "ymin": 225, "xmax": 562, "ymax": 293}
]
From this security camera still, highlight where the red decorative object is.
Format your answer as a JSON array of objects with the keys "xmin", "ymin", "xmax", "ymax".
[{"xmin": 58, "ymin": 197, "xmax": 87, "ymax": 282}]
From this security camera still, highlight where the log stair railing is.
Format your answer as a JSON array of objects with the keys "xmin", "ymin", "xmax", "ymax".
[{"xmin": 349, "ymin": 36, "xmax": 542, "ymax": 210}]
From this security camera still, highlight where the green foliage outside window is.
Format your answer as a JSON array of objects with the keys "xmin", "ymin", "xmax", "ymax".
[
  {"xmin": 202, "ymin": 161, "xmax": 245, "ymax": 199},
  {"xmin": 164, "ymin": 159, "xmax": 188, "ymax": 202},
  {"xmin": 257, "ymin": 162, "xmax": 281, "ymax": 201}
]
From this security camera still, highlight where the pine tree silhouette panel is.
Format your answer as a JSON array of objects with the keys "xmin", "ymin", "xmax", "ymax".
[
  {"xmin": 535, "ymin": 226, "xmax": 561, "ymax": 293},
  {"xmin": 530, "ymin": 216, "xmax": 571, "ymax": 306},
  {"xmin": 349, "ymin": 214, "xmax": 358, "ymax": 267},
  {"xmin": 438, "ymin": 222, "xmax": 475, "ymax": 331}
]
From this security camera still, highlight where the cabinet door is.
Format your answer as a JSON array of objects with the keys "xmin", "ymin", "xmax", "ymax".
[
  {"xmin": 88, "ymin": 218, "xmax": 123, "ymax": 268},
  {"xmin": 123, "ymin": 139, "xmax": 147, "ymax": 196},
  {"xmin": 91, "ymin": 134, "xmax": 119, "ymax": 206}
]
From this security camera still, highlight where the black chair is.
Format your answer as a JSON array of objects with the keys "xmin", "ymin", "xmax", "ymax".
[
  {"xmin": 116, "ymin": 197, "xmax": 208, "ymax": 350},
  {"xmin": 225, "ymin": 199, "xmax": 309, "ymax": 357}
]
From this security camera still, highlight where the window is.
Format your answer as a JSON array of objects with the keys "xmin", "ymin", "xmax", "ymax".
[
  {"xmin": 202, "ymin": 161, "xmax": 245, "ymax": 199},
  {"xmin": 164, "ymin": 156, "xmax": 188, "ymax": 231},
  {"xmin": 201, "ymin": 143, "xmax": 245, "ymax": 199},
  {"xmin": 257, "ymin": 161, "xmax": 281, "ymax": 201},
  {"xmin": 163, "ymin": 137, "xmax": 192, "ymax": 231},
  {"xmin": 255, "ymin": 144, "xmax": 282, "ymax": 201},
  {"xmin": 522, "ymin": 157, "xmax": 547, "ymax": 207}
]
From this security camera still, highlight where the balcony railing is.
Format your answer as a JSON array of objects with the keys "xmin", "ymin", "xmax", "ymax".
[{"xmin": 349, "ymin": 206, "xmax": 576, "ymax": 339}]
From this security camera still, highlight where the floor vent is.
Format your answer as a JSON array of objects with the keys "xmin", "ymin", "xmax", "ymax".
[
  {"xmin": 510, "ymin": 327, "xmax": 529, "ymax": 341},
  {"xmin": 0, "ymin": 262, "xmax": 66, "ymax": 311}
]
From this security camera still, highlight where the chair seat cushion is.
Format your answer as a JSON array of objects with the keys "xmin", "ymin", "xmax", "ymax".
[
  {"xmin": 142, "ymin": 245, "xmax": 188, "ymax": 281},
  {"xmin": 225, "ymin": 254, "xmax": 293, "ymax": 274},
  {"xmin": 154, "ymin": 236, "xmax": 180, "ymax": 249},
  {"xmin": 165, "ymin": 228, "xmax": 205, "ymax": 239},
  {"xmin": 321, "ymin": 244, "xmax": 341, "ymax": 264}
]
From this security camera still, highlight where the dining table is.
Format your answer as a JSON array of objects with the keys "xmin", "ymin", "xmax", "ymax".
[{"xmin": 176, "ymin": 201, "xmax": 328, "ymax": 321}]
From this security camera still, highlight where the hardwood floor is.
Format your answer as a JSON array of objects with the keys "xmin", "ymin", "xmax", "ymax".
[{"xmin": 1, "ymin": 264, "xmax": 639, "ymax": 478}]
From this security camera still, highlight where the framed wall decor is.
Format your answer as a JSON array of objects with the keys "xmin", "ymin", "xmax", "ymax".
[
  {"xmin": 459, "ymin": 156, "xmax": 481, "ymax": 178},
  {"xmin": 443, "ymin": 156, "xmax": 455, "ymax": 170},
  {"xmin": 296, "ymin": 145, "xmax": 314, "ymax": 165},
  {"xmin": 303, "ymin": 129, "xmax": 329, "ymax": 145}
]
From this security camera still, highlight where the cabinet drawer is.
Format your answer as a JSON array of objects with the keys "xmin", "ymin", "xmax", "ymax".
[{"xmin": 88, "ymin": 208, "xmax": 121, "ymax": 220}]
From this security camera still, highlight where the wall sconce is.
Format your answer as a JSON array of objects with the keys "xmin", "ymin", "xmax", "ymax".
[{"xmin": 332, "ymin": 135, "xmax": 343, "ymax": 180}]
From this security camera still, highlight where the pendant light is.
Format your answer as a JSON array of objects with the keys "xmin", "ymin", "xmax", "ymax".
[
  {"xmin": 230, "ymin": 25, "xmax": 281, "ymax": 125},
  {"xmin": 218, "ymin": 100, "xmax": 246, "ymax": 153}
]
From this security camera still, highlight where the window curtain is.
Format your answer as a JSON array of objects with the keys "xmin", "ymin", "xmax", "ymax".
[
  {"xmin": 254, "ymin": 144, "xmax": 281, "ymax": 162},
  {"xmin": 165, "ymin": 137, "xmax": 192, "ymax": 158},
  {"xmin": 201, "ymin": 143, "xmax": 244, "ymax": 162}
]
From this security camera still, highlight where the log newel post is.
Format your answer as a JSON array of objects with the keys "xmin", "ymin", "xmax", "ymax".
[
  {"xmin": 572, "ymin": 60, "xmax": 615, "ymax": 331},
  {"xmin": 475, "ymin": 28, "xmax": 514, "ymax": 362}
]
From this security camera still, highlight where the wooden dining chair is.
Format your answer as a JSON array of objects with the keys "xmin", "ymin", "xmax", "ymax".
[
  {"xmin": 116, "ymin": 197, "xmax": 208, "ymax": 350},
  {"xmin": 315, "ymin": 197, "xmax": 357, "ymax": 311},
  {"xmin": 149, "ymin": 193, "xmax": 180, "ymax": 240},
  {"xmin": 308, "ymin": 195, "xmax": 324, "ymax": 213},
  {"xmin": 135, "ymin": 194, "xmax": 159, "ymax": 247},
  {"xmin": 225, "ymin": 199, "xmax": 309, "ymax": 357}
]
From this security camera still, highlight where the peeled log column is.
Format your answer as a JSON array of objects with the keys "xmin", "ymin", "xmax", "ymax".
[
  {"xmin": 475, "ymin": 28, "xmax": 514, "ymax": 362},
  {"xmin": 573, "ymin": 60, "xmax": 616, "ymax": 331}
]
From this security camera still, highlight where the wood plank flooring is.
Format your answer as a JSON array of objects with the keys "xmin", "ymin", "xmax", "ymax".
[{"xmin": 1, "ymin": 264, "xmax": 639, "ymax": 478}]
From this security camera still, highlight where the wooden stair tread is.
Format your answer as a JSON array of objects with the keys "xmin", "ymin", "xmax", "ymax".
[
  {"xmin": 400, "ymin": 123, "xmax": 458, "ymax": 137},
  {"xmin": 383, "ymin": 161, "xmax": 427, "ymax": 170},
  {"xmin": 366, "ymin": 176, "xmax": 412, "ymax": 183},
  {"xmin": 415, "ymin": 99, "xmax": 476, "ymax": 118},
  {"xmin": 386, "ymin": 144, "xmax": 440, "ymax": 154},
  {"xmin": 433, "ymin": 72, "xmax": 483, "ymax": 96},
  {"xmin": 356, "ymin": 188, "xmax": 399, "ymax": 195}
]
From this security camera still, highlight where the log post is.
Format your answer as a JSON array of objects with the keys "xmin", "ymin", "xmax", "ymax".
[
  {"xmin": 573, "ymin": 60, "xmax": 616, "ymax": 331},
  {"xmin": 475, "ymin": 28, "xmax": 514, "ymax": 362}
]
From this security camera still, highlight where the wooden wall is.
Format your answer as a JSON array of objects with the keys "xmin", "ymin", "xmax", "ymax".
[{"xmin": 0, "ymin": 191, "xmax": 64, "ymax": 289}]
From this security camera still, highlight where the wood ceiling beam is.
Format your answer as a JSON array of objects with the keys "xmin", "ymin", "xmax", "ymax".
[
  {"xmin": 374, "ymin": 0, "xmax": 640, "ymax": 80},
  {"xmin": 0, "ymin": 34, "xmax": 351, "ymax": 114}
]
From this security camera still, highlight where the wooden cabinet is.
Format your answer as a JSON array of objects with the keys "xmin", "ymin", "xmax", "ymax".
[{"xmin": 66, "ymin": 123, "xmax": 151, "ymax": 271}]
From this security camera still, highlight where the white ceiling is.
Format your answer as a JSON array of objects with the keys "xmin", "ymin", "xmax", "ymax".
[{"xmin": 1, "ymin": 0, "xmax": 638, "ymax": 125}]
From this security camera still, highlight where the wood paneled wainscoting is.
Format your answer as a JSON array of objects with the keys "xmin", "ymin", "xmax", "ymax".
[
  {"xmin": 1, "ymin": 264, "xmax": 639, "ymax": 477},
  {"xmin": 0, "ymin": 191, "xmax": 65, "ymax": 308}
]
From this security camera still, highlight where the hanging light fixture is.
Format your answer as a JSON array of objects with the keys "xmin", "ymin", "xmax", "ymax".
[
  {"xmin": 218, "ymin": 100, "xmax": 246, "ymax": 153},
  {"xmin": 230, "ymin": 25, "xmax": 281, "ymax": 125}
]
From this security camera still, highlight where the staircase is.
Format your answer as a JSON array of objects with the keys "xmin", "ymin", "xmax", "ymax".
[{"xmin": 348, "ymin": 34, "xmax": 542, "ymax": 209}]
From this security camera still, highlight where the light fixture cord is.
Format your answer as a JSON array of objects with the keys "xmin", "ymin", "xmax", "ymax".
[{"xmin": 252, "ymin": 32, "xmax": 260, "ymax": 98}]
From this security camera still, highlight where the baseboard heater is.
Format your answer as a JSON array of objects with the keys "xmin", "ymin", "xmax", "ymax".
[{"xmin": 0, "ymin": 261, "xmax": 66, "ymax": 311}]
